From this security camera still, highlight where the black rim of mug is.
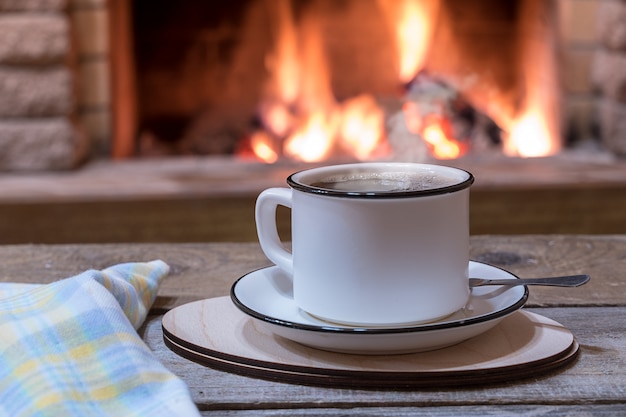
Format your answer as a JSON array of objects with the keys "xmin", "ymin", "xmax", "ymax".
[{"xmin": 286, "ymin": 163, "xmax": 474, "ymax": 198}]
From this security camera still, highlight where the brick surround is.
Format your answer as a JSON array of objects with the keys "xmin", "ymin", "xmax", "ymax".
[
  {"xmin": 0, "ymin": 0, "xmax": 109, "ymax": 170},
  {"xmin": 0, "ymin": 0, "xmax": 623, "ymax": 171},
  {"xmin": 592, "ymin": 0, "xmax": 626, "ymax": 155}
]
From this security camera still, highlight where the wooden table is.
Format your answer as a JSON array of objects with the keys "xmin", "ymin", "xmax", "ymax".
[{"xmin": 1, "ymin": 235, "xmax": 625, "ymax": 415}]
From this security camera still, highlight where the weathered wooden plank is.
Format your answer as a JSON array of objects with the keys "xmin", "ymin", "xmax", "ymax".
[
  {"xmin": 196, "ymin": 405, "xmax": 626, "ymax": 417},
  {"xmin": 0, "ymin": 236, "xmax": 623, "ymax": 309},
  {"xmin": 0, "ymin": 242, "xmax": 268, "ymax": 310},
  {"xmin": 143, "ymin": 307, "xmax": 626, "ymax": 409},
  {"xmin": 469, "ymin": 235, "xmax": 626, "ymax": 307}
]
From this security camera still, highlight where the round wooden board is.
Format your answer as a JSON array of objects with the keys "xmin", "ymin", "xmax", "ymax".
[{"xmin": 162, "ymin": 296, "xmax": 579, "ymax": 388}]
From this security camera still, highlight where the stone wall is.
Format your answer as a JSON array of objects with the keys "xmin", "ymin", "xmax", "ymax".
[
  {"xmin": 0, "ymin": 0, "xmax": 86, "ymax": 170},
  {"xmin": 592, "ymin": 0, "xmax": 626, "ymax": 155}
]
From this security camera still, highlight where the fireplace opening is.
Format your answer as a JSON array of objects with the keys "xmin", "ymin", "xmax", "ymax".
[{"xmin": 117, "ymin": 0, "xmax": 561, "ymax": 163}]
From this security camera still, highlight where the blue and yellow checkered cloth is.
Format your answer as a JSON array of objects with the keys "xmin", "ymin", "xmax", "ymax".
[{"xmin": 0, "ymin": 260, "xmax": 199, "ymax": 417}]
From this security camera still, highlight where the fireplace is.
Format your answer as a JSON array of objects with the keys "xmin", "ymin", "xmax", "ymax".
[
  {"xmin": 111, "ymin": 0, "xmax": 622, "ymax": 165},
  {"xmin": 0, "ymin": 0, "xmax": 624, "ymax": 170},
  {"xmin": 1, "ymin": 0, "xmax": 626, "ymax": 244},
  {"xmin": 0, "ymin": 0, "xmax": 626, "ymax": 243},
  {"xmin": 123, "ymin": 0, "xmax": 562, "ymax": 162}
]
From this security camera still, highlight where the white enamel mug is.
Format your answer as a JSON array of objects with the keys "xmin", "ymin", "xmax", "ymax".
[{"xmin": 255, "ymin": 162, "xmax": 474, "ymax": 326}]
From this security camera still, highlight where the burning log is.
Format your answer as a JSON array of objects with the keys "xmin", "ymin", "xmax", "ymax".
[{"xmin": 387, "ymin": 71, "xmax": 502, "ymax": 161}]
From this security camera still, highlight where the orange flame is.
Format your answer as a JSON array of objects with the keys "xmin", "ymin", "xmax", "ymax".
[
  {"xmin": 505, "ymin": 110, "xmax": 553, "ymax": 157},
  {"xmin": 379, "ymin": 0, "xmax": 439, "ymax": 84},
  {"xmin": 284, "ymin": 111, "xmax": 337, "ymax": 162},
  {"xmin": 508, "ymin": 0, "xmax": 560, "ymax": 157},
  {"xmin": 265, "ymin": 0, "xmax": 299, "ymax": 105},
  {"xmin": 280, "ymin": 4, "xmax": 337, "ymax": 163},
  {"xmin": 243, "ymin": 0, "xmax": 559, "ymax": 163},
  {"xmin": 338, "ymin": 95, "xmax": 386, "ymax": 160},
  {"xmin": 502, "ymin": 0, "xmax": 560, "ymax": 157},
  {"xmin": 380, "ymin": 0, "xmax": 470, "ymax": 159},
  {"xmin": 259, "ymin": 101, "xmax": 293, "ymax": 138},
  {"xmin": 389, "ymin": 0, "xmax": 561, "ymax": 158},
  {"xmin": 248, "ymin": 1, "xmax": 388, "ymax": 163}
]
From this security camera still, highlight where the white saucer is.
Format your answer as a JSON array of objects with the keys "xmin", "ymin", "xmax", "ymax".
[{"xmin": 230, "ymin": 261, "xmax": 529, "ymax": 354}]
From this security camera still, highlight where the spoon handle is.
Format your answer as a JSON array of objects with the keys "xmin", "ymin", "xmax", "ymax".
[{"xmin": 469, "ymin": 274, "xmax": 590, "ymax": 288}]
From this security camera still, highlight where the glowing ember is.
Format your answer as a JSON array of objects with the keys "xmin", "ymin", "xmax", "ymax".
[{"xmin": 402, "ymin": 100, "xmax": 466, "ymax": 160}]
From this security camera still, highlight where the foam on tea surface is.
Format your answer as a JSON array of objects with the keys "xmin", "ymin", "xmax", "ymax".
[{"xmin": 310, "ymin": 171, "xmax": 460, "ymax": 193}]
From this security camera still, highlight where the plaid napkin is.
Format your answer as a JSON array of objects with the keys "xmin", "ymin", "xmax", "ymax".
[{"xmin": 0, "ymin": 260, "xmax": 200, "ymax": 417}]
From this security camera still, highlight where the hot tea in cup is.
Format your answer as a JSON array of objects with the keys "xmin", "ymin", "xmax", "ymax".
[
  {"xmin": 309, "ymin": 170, "xmax": 462, "ymax": 192},
  {"xmin": 255, "ymin": 162, "xmax": 474, "ymax": 326}
]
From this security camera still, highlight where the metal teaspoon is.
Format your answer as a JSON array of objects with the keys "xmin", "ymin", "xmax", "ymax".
[{"xmin": 469, "ymin": 274, "xmax": 590, "ymax": 288}]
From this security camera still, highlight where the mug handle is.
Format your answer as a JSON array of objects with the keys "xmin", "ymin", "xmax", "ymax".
[{"xmin": 255, "ymin": 187, "xmax": 293, "ymax": 275}]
